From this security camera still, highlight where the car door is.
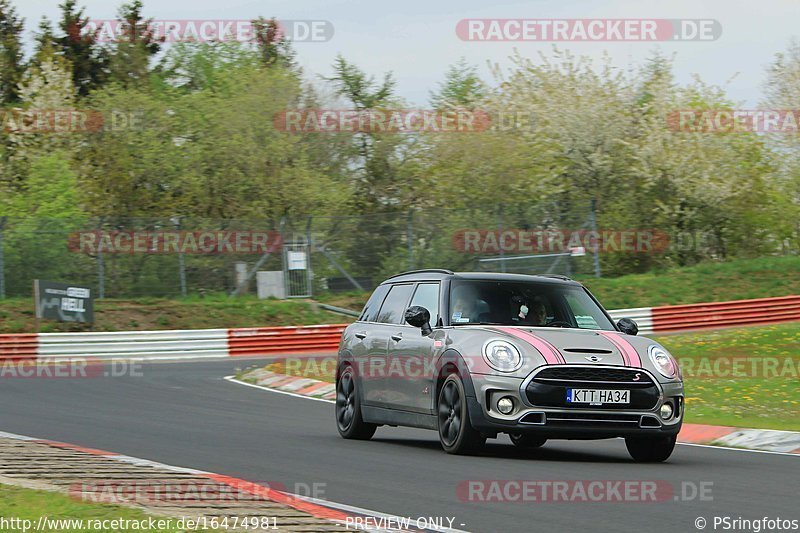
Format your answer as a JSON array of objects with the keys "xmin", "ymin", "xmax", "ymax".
[
  {"xmin": 363, "ymin": 283, "xmax": 415, "ymax": 408},
  {"xmin": 349, "ymin": 284, "xmax": 389, "ymax": 405},
  {"xmin": 385, "ymin": 282, "xmax": 440, "ymax": 413}
]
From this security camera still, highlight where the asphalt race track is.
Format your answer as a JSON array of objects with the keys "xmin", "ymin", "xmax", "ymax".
[{"xmin": 0, "ymin": 358, "xmax": 796, "ymax": 533}]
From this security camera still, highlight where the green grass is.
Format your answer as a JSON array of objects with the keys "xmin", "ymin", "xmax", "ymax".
[
  {"xmin": 0, "ymin": 294, "xmax": 350, "ymax": 333},
  {"xmin": 0, "ymin": 485, "xmax": 211, "ymax": 532},
  {"xmin": 579, "ymin": 256, "xmax": 800, "ymax": 309},
  {"xmin": 658, "ymin": 322, "xmax": 800, "ymax": 431}
]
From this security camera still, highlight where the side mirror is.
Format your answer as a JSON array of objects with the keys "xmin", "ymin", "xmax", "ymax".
[
  {"xmin": 617, "ymin": 318, "xmax": 639, "ymax": 336},
  {"xmin": 405, "ymin": 305, "xmax": 432, "ymax": 336}
]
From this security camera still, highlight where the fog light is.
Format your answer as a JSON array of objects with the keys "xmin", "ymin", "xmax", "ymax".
[
  {"xmin": 497, "ymin": 396, "xmax": 515, "ymax": 415},
  {"xmin": 660, "ymin": 402, "xmax": 674, "ymax": 420}
]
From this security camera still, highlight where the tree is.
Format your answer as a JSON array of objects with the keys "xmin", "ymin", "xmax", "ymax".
[
  {"xmin": 251, "ymin": 17, "xmax": 296, "ymax": 70},
  {"xmin": 55, "ymin": 0, "xmax": 108, "ymax": 96},
  {"xmin": 108, "ymin": 0, "xmax": 162, "ymax": 87},
  {"xmin": 0, "ymin": 0, "xmax": 25, "ymax": 105},
  {"xmin": 429, "ymin": 58, "xmax": 485, "ymax": 109},
  {"xmin": 31, "ymin": 17, "xmax": 59, "ymax": 67},
  {"xmin": 5, "ymin": 52, "xmax": 77, "ymax": 184},
  {"xmin": 763, "ymin": 40, "xmax": 800, "ymax": 252}
]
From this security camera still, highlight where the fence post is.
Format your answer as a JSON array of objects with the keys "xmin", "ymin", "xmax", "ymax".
[
  {"xmin": 0, "ymin": 216, "xmax": 6, "ymax": 299},
  {"xmin": 496, "ymin": 206, "xmax": 506, "ymax": 273},
  {"xmin": 97, "ymin": 217, "xmax": 105, "ymax": 298},
  {"xmin": 305, "ymin": 217, "xmax": 314, "ymax": 298},
  {"xmin": 173, "ymin": 216, "xmax": 187, "ymax": 297},
  {"xmin": 407, "ymin": 209, "xmax": 414, "ymax": 271},
  {"xmin": 590, "ymin": 199, "xmax": 602, "ymax": 278}
]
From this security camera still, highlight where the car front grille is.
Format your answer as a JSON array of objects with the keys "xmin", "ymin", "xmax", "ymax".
[
  {"xmin": 525, "ymin": 365, "xmax": 660, "ymax": 410},
  {"xmin": 533, "ymin": 366, "xmax": 654, "ymax": 385}
]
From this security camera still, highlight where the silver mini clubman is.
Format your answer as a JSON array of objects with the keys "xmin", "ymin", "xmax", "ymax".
[{"xmin": 335, "ymin": 270, "xmax": 683, "ymax": 462}]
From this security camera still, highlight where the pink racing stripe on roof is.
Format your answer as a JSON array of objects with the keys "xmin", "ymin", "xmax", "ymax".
[
  {"xmin": 494, "ymin": 327, "xmax": 565, "ymax": 364},
  {"xmin": 598, "ymin": 331, "xmax": 642, "ymax": 367}
]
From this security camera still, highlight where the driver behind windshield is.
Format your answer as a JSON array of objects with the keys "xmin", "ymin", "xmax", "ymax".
[{"xmin": 450, "ymin": 284, "xmax": 480, "ymax": 323}]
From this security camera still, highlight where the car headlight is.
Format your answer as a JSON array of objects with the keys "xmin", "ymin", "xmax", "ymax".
[
  {"xmin": 483, "ymin": 340, "xmax": 522, "ymax": 372},
  {"xmin": 648, "ymin": 345, "xmax": 678, "ymax": 378}
]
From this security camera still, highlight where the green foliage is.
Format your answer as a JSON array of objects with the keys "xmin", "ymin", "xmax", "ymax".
[
  {"xmin": 430, "ymin": 57, "xmax": 486, "ymax": 109},
  {"xmin": 54, "ymin": 0, "xmax": 109, "ymax": 96},
  {"xmin": 0, "ymin": 1, "xmax": 798, "ymax": 298},
  {"xmin": 0, "ymin": 0, "xmax": 24, "ymax": 105},
  {"xmin": 107, "ymin": 0, "xmax": 162, "ymax": 87}
]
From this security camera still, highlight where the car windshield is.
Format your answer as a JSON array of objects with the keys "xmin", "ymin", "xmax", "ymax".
[{"xmin": 448, "ymin": 279, "xmax": 615, "ymax": 330}]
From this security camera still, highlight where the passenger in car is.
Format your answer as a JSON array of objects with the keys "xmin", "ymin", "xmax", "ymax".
[{"xmin": 511, "ymin": 296, "xmax": 547, "ymax": 326}]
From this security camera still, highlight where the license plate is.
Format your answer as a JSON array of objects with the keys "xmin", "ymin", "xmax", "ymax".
[{"xmin": 567, "ymin": 389, "xmax": 630, "ymax": 405}]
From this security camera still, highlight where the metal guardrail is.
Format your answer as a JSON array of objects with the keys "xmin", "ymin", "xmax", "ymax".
[
  {"xmin": 1, "ymin": 295, "xmax": 799, "ymax": 361},
  {"xmin": 652, "ymin": 295, "xmax": 800, "ymax": 332},
  {"xmin": 227, "ymin": 325, "xmax": 347, "ymax": 356},
  {"xmin": 0, "ymin": 334, "xmax": 38, "ymax": 361}
]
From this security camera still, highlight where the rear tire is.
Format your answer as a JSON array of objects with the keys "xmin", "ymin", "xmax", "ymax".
[
  {"xmin": 510, "ymin": 434, "xmax": 547, "ymax": 449},
  {"xmin": 625, "ymin": 435, "xmax": 677, "ymax": 462},
  {"xmin": 437, "ymin": 374, "xmax": 485, "ymax": 454},
  {"xmin": 336, "ymin": 366, "xmax": 377, "ymax": 440}
]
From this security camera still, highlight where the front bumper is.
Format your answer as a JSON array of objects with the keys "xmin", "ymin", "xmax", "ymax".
[{"xmin": 466, "ymin": 366, "xmax": 684, "ymax": 439}]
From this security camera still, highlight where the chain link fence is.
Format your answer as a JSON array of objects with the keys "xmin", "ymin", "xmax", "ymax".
[{"xmin": 0, "ymin": 203, "xmax": 693, "ymax": 300}]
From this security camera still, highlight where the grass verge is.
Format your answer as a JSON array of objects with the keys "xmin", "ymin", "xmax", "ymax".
[
  {"xmin": 0, "ymin": 484, "xmax": 213, "ymax": 532},
  {"xmin": 659, "ymin": 322, "xmax": 800, "ymax": 431},
  {"xmin": 579, "ymin": 256, "xmax": 800, "ymax": 309}
]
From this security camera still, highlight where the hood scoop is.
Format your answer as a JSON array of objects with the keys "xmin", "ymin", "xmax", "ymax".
[{"xmin": 562, "ymin": 348, "xmax": 613, "ymax": 354}]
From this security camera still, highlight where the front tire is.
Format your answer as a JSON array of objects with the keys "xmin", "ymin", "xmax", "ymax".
[
  {"xmin": 437, "ymin": 374, "xmax": 485, "ymax": 454},
  {"xmin": 336, "ymin": 366, "xmax": 377, "ymax": 440},
  {"xmin": 625, "ymin": 435, "xmax": 677, "ymax": 462}
]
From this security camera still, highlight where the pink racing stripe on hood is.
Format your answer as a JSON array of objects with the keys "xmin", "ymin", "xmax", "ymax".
[
  {"xmin": 598, "ymin": 331, "xmax": 642, "ymax": 368},
  {"xmin": 494, "ymin": 327, "xmax": 566, "ymax": 365}
]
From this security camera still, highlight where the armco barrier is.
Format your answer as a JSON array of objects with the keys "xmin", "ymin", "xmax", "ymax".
[
  {"xmin": 0, "ymin": 334, "xmax": 38, "ymax": 362},
  {"xmin": 1, "ymin": 295, "xmax": 798, "ymax": 362},
  {"xmin": 228, "ymin": 325, "xmax": 346, "ymax": 356},
  {"xmin": 37, "ymin": 329, "xmax": 229, "ymax": 361},
  {"xmin": 651, "ymin": 295, "xmax": 800, "ymax": 333}
]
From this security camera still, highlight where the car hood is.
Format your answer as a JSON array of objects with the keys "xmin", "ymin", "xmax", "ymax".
[{"xmin": 475, "ymin": 326, "xmax": 647, "ymax": 369}]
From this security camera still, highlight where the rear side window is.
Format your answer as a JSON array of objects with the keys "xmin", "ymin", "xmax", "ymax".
[
  {"xmin": 409, "ymin": 283, "xmax": 440, "ymax": 325},
  {"xmin": 359, "ymin": 285, "xmax": 390, "ymax": 322},
  {"xmin": 375, "ymin": 284, "xmax": 415, "ymax": 324}
]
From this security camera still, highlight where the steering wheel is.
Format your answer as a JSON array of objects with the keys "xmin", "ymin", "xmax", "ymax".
[{"xmin": 545, "ymin": 320, "xmax": 572, "ymax": 328}]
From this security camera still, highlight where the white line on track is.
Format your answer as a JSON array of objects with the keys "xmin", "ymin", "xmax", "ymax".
[
  {"xmin": 224, "ymin": 376, "xmax": 335, "ymax": 403},
  {"xmin": 225, "ymin": 376, "xmax": 800, "ymax": 459}
]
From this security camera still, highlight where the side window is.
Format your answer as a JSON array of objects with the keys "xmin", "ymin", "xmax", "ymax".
[
  {"xmin": 375, "ymin": 284, "xmax": 415, "ymax": 324},
  {"xmin": 359, "ymin": 285, "xmax": 390, "ymax": 322},
  {"xmin": 409, "ymin": 283, "xmax": 440, "ymax": 326}
]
